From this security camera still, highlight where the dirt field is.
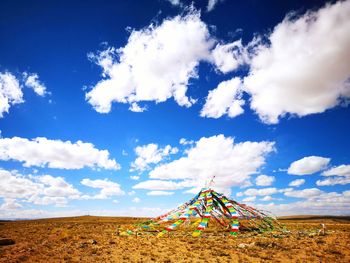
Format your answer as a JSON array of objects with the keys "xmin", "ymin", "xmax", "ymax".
[{"xmin": 1, "ymin": 216, "xmax": 349, "ymax": 262}]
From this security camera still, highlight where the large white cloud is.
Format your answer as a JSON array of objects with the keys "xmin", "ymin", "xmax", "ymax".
[
  {"xmin": 255, "ymin": 174, "xmax": 275, "ymax": 186},
  {"xmin": 316, "ymin": 164, "xmax": 350, "ymax": 186},
  {"xmin": 0, "ymin": 72, "xmax": 23, "ymax": 117},
  {"xmin": 130, "ymin": 143, "xmax": 178, "ymax": 172},
  {"xmin": 211, "ymin": 41, "xmax": 245, "ymax": 73},
  {"xmin": 284, "ymin": 188, "xmax": 323, "ymax": 198},
  {"xmin": 0, "ymin": 137, "xmax": 120, "ymax": 170},
  {"xmin": 80, "ymin": 178, "xmax": 125, "ymax": 199},
  {"xmin": 322, "ymin": 164, "xmax": 350, "ymax": 177},
  {"xmin": 200, "ymin": 77, "xmax": 244, "ymax": 119},
  {"xmin": 134, "ymin": 135, "xmax": 275, "ymax": 195},
  {"xmin": 258, "ymin": 190, "xmax": 350, "ymax": 216},
  {"xmin": 243, "ymin": 0, "xmax": 350, "ymax": 124},
  {"xmin": 316, "ymin": 177, "xmax": 350, "ymax": 186},
  {"xmin": 147, "ymin": 190, "xmax": 174, "ymax": 196},
  {"xmin": 287, "ymin": 156, "xmax": 330, "ymax": 175},
  {"xmin": 86, "ymin": 11, "xmax": 214, "ymax": 113},
  {"xmin": 133, "ymin": 179, "xmax": 185, "ymax": 191},
  {"xmin": 0, "ymin": 169, "xmax": 81, "ymax": 207}
]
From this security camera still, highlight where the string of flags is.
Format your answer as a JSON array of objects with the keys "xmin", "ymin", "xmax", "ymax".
[{"xmin": 120, "ymin": 187, "xmax": 282, "ymax": 237}]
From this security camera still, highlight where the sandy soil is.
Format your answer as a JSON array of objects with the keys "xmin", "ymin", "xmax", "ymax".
[{"xmin": 0, "ymin": 216, "xmax": 349, "ymax": 262}]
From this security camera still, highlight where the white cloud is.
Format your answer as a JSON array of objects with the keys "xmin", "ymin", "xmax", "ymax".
[
  {"xmin": 211, "ymin": 41, "xmax": 245, "ymax": 73},
  {"xmin": 242, "ymin": 196, "xmax": 256, "ymax": 202},
  {"xmin": 132, "ymin": 197, "xmax": 141, "ymax": 203},
  {"xmin": 179, "ymin": 138, "xmax": 194, "ymax": 145},
  {"xmin": 166, "ymin": 0, "xmax": 182, "ymax": 7},
  {"xmin": 129, "ymin": 102, "xmax": 146, "ymax": 112},
  {"xmin": 0, "ymin": 198, "xmax": 22, "ymax": 210},
  {"xmin": 260, "ymin": 195, "xmax": 274, "ymax": 201},
  {"xmin": 130, "ymin": 175, "xmax": 140, "ymax": 180},
  {"xmin": 316, "ymin": 164, "xmax": 350, "ymax": 186},
  {"xmin": 287, "ymin": 156, "xmax": 330, "ymax": 175},
  {"xmin": 316, "ymin": 177, "xmax": 350, "ymax": 186},
  {"xmin": 37, "ymin": 175, "xmax": 80, "ymax": 198},
  {"xmin": 23, "ymin": 72, "xmax": 47, "ymax": 96},
  {"xmin": 0, "ymin": 169, "xmax": 81, "ymax": 207},
  {"xmin": 284, "ymin": 188, "xmax": 323, "ymax": 198},
  {"xmin": 0, "ymin": 136, "xmax": 120, "ymax": 170},
  {"xmin": 255, "ymin": 174, "xmax": 275, "ymax": 186},
  {"xmin": 81, "ymin": 178, "xmax": 125, "ymax": 199},
  {"xmin": 259, "ymin": 190, "xmax": 350, "ymax": 216},
  {"xmin": 130, "ymin": 143, "xmax": 178, "ymax": 172},
  {"xmin": 0, "ymin": 169, "xmax": 41, "ymax": 199},
  {"xmin": 242, "ymin": 187, "xmax": 279, "ymax": 196},
  {"xmin": 133, "ymin": 180, "xmax": 184, "ymax": 191},
  {"xmin": 243, "ymin": 1, "xmax": 350, "ymax": 124},
  {"xmin": 147, "ymin": 190, "xmax": 174, "ymax": 196},
  {"xmin": 86, "ymin": 11, "xmax": 214, "ymax": 113},
  {"xmin": 207, "ymin": 0, "xmax": 224, "ymax": 12},
  {"xmin": 322, "ymin": 164, "xmax": 350, "ymax": 177},
  {"xmin": 112, "ymin": 200, "xmax": 119, "ymax": 204},
  {"xmin": 135, "ymin": 135, "xmax": 274, "ymax": 195},
  {"xmin": 0, "ymin": 72, "xmax": 23, "ymax": 118},
  {"xmin": 200, "ymin": 77, "xmax": 244, "ymax": 119},
  {"xmin": 288, "ymin": 179, "xmax": 305, "ymax": 187}
]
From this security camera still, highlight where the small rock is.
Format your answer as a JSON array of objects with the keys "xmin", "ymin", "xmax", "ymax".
[
  {"xmin": 309, "ymin": 233, "xmax": 316, "ymax": 238},
  {"xmin": 238, "ymin": 243, "xmax": 246, "ymax": 249},
  {"xmin": 91, "ymin": 239, "xmax": 97, "ymax": 245},
  {"xmin": 0, "ymin": 238, "xmax": 15, "ymax": 246}
]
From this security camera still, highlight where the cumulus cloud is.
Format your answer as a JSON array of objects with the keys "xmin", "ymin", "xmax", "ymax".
[
  {"xmin": 133, "ymin": 180, "xmax": 185, "ymax": 191},
  {"xmin": 134, "ymin": 135, "xmax": 274, "ymax": 195},
  {"xmin": 146, "ymin": 190, "xmax": 174, "ymax": 196},
  {"xmin": 23, "ymin": 72, "xmax": 47, "ymax": 96},
  {"xmin": 258, "ymin": 190, "xmax": 350, "ymax": 216},
  {"xmin": 242, "ymin": 196, "xmax": 256, "ymax": 203},
  {"xmin": 316, "ymin": 164, "xmax": 350, "ymax": 186},
  {"xmin": 255, "ymin": 174, "xmax": 275, "ymax": 186},
  {"xmin": 81, "ymin": 178, "xmax": 125, "ymax": 199},
  {"xmin": 0, "ymin": 169, "xmax": 81, "ymax": 207},
  {"xmin": 86, "ymin": 11, "xmax": 214, "ymax": 113},
  {"xmin": 243, "ymin": 1, "xmax": 350, "ymax": 123},
  {"xmin": 284, "ymin": 188, "xmax": 323, "ymax": 198},
  {"xmin": 289, "ymin": 179, "xmax": 305, "ymax": 187},
  {"xmin": 322, "ymin": 164, "xmax": 350, "ymax": 177},
  {"xmin": 316, "ymin": 177, "xmax": 350, "ymax": 186},
  {"xmin": 287, "ymin": 156, "xmax": 330, "ymax": 175},
  {"xmin": 0, "ymin": 137, "xmax": 120, "ymax": 170},
  {"xmin": 211, "ymin": 41, "xmax": 246, "ymax": 73},
  {"xmin": 0, "ymin": 72, "xmax": 23, "ymax": 117},
  {"xmin": 242, "ymin": 187, "xmax": 279, "ymax": 196},
  {"xmin": 200, "ymin": 77, "xmax": 244, "ymax": 119},
  {"xmin": 0, "ymin": 198, "xmax": 22, "ymax": 210},
  {"xmin": 130, "ymin": 143, "xmax": 178, "ymax": 172}
]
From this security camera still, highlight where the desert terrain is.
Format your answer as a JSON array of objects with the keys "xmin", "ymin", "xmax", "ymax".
[{"xmin": 1, "ymin": 215, "xmax": 349, "ymax": 262}]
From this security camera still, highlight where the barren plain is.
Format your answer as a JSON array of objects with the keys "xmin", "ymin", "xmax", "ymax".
[{"xmin": 1, "ymin": 216, "xmax": 349, "ymax": 262}]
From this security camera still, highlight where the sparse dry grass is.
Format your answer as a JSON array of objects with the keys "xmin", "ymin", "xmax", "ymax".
[{"xmin": 0, "ymin": 216, "xmax": 349, "ymax": 262}]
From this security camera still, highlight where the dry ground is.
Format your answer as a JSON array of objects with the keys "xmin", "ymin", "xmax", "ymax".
[{"xmin": 1, "ymin": 216, "xmax": 349, "ymax": 262}]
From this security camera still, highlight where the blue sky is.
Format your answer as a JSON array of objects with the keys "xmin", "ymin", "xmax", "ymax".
[{"xmin": 0, "ymin": 0, "xmax": 350, "ymax": 218}]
